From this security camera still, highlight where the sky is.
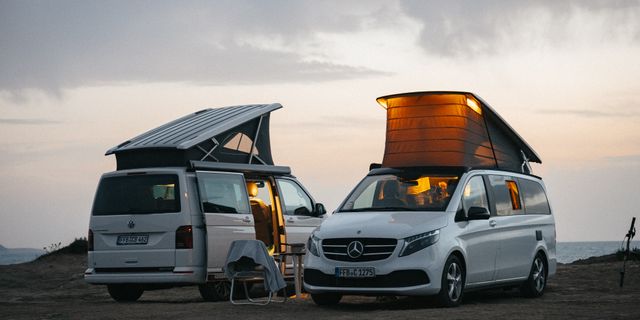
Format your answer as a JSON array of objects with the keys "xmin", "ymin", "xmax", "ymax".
[{"xmin": 1, "ymin": 0, "xmax": 639, "ymax": 248}]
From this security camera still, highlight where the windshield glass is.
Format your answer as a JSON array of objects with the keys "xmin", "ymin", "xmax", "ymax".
[
  {"xmin": 339, "ymin": 173, "xmax": 460, "ymax": 212},
  {"xmin": 93, "ymin": 174, "xmax": 180, "ymax": 215}
]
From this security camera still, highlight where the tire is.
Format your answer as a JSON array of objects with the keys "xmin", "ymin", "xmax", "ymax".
[
  {"xmin": 436, "ymin": 255, "xmax": 465, "ymax": 307},
  {"xmin": 521, "ymin": 253, "xmax": 547, "ymax": 298},
  {"xmin": 311, "ymin": 293, "xmax": 342, "ymax": 306},
  {"xmin": 107, "ymin": 284, "xmax": 144, "ymax": 302},
  {"xmin": 199, "ymin": 281, "xmax": 231, "ymax": 302}
]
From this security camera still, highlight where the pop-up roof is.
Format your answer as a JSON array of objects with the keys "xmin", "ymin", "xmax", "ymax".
[
  {"xmin": 376, "ymin": 91, "xmax": 540, "ymax": 173},
  {"xmin": 106, "ymin": 103, "xmax": 281, "ymax": 170}
]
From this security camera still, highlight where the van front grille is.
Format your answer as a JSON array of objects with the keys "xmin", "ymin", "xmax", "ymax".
[{"xmin": 322, "ymin": 238, "xmax": 397, "ymax": 262}]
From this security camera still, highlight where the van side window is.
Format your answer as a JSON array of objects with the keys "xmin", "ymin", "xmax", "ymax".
[
  {"xmin": 196, "ymin": 172, "xmax": 250, "ymax": 214},
  {"xmin": 518, "ymin": 179, "xmax": 551, "ymax": 215},
  {"xmin": 489, "ymin": 175, "xmax": 524, "ymax": 216},
  {"xmin": 277, "ymin": 179, "xmax": 313, "ymax": 216},
  {"xmin": 462, "ymin": 176, "xmax": 489, "ymax": 213}
]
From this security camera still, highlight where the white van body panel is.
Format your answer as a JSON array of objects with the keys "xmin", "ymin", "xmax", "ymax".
[
  {"xmin": 304, "ymin": 169, "xmax": 556, "ymax": 296},
  {"xmin": 86, "ymin": 168, "xmax": 206, "ymax": 284},
  {"xmin": 86, "ymin": 166, "xmax": 323, "ymax": 286}
]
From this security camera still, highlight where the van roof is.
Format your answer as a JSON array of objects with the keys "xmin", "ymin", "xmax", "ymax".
[
  {"xmin": 106, "ymin": 104, "xmax": 282, "ymax": 170},
  {"xmin": 376, "ymin": 91, "xmax": 540, "ymax": 173}
]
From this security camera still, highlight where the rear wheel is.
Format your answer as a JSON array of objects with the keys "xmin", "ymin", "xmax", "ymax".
[
  {"xmin": 311, "ymin": 293, "xmax": 342, "ymax": 306},
  {"xmin": 436, "ymin": 255, "xmax": 465, "ymax": 307},
  {"xmin": 521, "ymin": 253, "xmax": 547, "ymax": 298},
  {"xmin": 107, "ymin": 284, "xmax": 144, "ymax": 302},
  {"xmin": 199, "ymin": 281, "xmax": 231, "ymax": 302}
]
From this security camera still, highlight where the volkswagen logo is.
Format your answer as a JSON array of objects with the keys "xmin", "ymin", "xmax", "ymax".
[
  {"xmin": 347, "ymin": 241, "xmax": 364, "ymax": 259},
  {"xmin": 128, "ymin": 220, "xmax": 135, "ymax": 229}
]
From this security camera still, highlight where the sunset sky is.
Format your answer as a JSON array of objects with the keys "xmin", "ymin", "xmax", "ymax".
[{"xmin": 1, "ymin": 0, "xmax": 639, "ymax": 248}]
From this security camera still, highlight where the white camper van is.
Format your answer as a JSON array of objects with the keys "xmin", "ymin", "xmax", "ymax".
[
  {"xmin": 85, "ymin": 104, "xmax": 326, "ymax": 302},
  {"xmin": 303, "ymin": 92, "xmax": 556, "ymax": 307}
]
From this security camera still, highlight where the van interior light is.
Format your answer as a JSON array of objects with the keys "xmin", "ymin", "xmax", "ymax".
[
  {"xmin": 376, "ymin": 97, "xmax": 388, "ymax": 109},
  {"xmin": 464, "ymin": 184, "xmax": 472, "ymax": 197},
  {"xmin": 466, "ymin": 97, "xmax": 482, "ymax": 115}
]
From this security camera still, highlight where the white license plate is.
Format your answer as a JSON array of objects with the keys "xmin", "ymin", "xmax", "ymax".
[
  {"xmin": 335, "ymin": 267, "xmax": 375, "ymax": 278},
  {"xmin": 117, "ymin": 234, "xmax": 149, "ymax": 245}
]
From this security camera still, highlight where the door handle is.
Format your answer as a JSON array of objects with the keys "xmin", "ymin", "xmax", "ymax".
[
  {"xmin": 286, "ymin": 218, "xmax": 295, "ymax": 223},
  {"xmin": 241, "ymin": 216, "xmax": 252, "ymax": 223},
  {"xmin": 489, "ymin": 220, "xmax": 497, "ymax": 227}
]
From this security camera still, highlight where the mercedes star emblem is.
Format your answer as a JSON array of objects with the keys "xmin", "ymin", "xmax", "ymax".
[{"xmin": 347, "ymin": 241, "xmax": 364, "ymax": 259}]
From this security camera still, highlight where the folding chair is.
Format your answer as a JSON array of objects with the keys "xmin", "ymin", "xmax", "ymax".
[{"xmin": 224, "ymin": 240, "xmax": 287, "ymax": 305}]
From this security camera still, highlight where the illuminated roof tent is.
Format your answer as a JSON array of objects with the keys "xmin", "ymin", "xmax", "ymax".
[{"xmin": 376, "ymin": 91, "xmax": 541, "ymax": 173}]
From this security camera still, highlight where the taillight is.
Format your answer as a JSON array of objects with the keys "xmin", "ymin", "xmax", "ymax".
[
  {"xmin": 88, "ymin": 229, "xmax": 94, "ymax": 251},
  {"xmin": 175, "ymin": 225, "xmax": 193, "ymax": 249}
]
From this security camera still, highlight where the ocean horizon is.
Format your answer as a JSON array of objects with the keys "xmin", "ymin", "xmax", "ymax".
[{"xmin": 1, "ymin": 241, "xmax": 638, "ymax": 265}]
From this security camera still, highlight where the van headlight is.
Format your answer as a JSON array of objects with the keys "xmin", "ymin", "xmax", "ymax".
[
  {"xmin": 307, "ymin": 233, "xmax": 321, "ymax": 257},
  {"xmin": 399, "ymin": 229, "xmax": 440, "ymax": 257}
]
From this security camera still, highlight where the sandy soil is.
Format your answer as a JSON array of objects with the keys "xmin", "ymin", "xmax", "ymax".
[{"xmin": 1, "ymin": 253, "xmax": 639, "ymax": 320}]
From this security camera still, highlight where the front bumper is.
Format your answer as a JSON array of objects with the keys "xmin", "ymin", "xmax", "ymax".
[{"xmin": 303, "ymin": 245, "xmax": 444, "ymax": 296}]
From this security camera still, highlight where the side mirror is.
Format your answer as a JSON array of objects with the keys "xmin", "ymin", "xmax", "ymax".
[
  {"xmin": 313, "ymin": 203, "xmax": 327, "ymax": 217},
  {"xmin": 467, "ymin": 206, "xmax": 490, "ymax": 220}
]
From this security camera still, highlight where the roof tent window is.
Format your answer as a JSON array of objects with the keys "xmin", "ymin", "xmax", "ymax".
[{"xmin": 223, "ymin": 132, "xmax": 259, "ymax": 155}]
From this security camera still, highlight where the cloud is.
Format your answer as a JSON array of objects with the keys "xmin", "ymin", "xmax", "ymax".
[
  {"xmin": 605, "ymin": 154, "xmax": 640, "ymax": 165},
  {"xmin": 278, "ymin": 115, "xmax": 383, "ymax": 131},
  {"xmin": 537, "ymin": 109, "xmax": 640, "ymax": 118},
  {"xmin": 0, "ymin": 118, "xmax": 61, "ymax": 125},
  {"xmin": 0, "ymin": 1, "xmax": 388, "ymax": 94},
  {"xmin": 399, "ymin": 0, "xmax": 640, "ymax": 57}
]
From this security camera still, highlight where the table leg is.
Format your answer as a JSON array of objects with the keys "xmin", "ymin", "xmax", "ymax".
[{"xmin": 294, "ymin": 255, "xmax": 302, "ymax": 298}]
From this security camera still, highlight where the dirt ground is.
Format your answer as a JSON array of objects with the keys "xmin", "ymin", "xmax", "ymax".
[{"xmin": 1, "ymin": 253, "xmax": 639, "ymax": 320}]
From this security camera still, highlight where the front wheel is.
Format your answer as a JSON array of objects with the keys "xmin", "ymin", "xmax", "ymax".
[
  {"xmin": 107, "ymin": 284, "xmax": 144, "ymax": 302},
  {"xmin": 436, "ymin": 255, "xmax": 465, "ymax": 307},
  {"xmin": 311, "ymin": 293, "xmax": 342, "ymax": 306},
  {"xmin": 521, "ymin": 253, "xmax": 547, "ymax": 297}
]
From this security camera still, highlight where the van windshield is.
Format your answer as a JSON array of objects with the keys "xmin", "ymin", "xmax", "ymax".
[
  {"xmin": 339, "ymin": 173, "xmax": 460, "ymax": 212},
  {"xmin": 92, "ymin": 174, "xmax": 180, "ymax": 215}
]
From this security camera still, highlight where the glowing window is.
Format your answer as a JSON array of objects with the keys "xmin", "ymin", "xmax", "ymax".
[{"xmin": 506, "ymin": 180, "xmax": 522, "ymax": 211}]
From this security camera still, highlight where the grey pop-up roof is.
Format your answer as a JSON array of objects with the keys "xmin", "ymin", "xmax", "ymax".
[{"xmin": 107, "ymin": 103, "xmax": 282, "ymax": 170}]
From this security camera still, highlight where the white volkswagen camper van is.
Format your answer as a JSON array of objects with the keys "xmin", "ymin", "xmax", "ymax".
[
  {"xmin": 303, "ymin": 92, "xmax": 556, "ymax": 307},
  {"xmin": 85, "ymin": 104, "xmax": 325, "ymax": 302}
]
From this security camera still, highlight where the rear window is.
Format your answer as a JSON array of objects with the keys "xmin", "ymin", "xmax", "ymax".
[{"xmin": 92, "ymin": 174, "xmax": 180, "ymax": 215}]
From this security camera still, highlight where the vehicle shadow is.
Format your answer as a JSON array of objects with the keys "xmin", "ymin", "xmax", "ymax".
[{"xmin": 323, "ymin": 286, "xmax": 548, "ymax": 311}]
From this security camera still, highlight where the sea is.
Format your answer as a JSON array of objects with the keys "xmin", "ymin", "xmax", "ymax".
[
  {"xmin": 1, "ymin": 241, "xmax": 638, "ymax": 265},
  {"xmin": 0, "ymin": 247, "xmax": 46, "ymax": 265}
]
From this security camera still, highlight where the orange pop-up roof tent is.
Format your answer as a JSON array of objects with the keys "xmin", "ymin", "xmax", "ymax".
[{"xmin": 376, "ymin": 91, "xmax": 540, "ymax": 173}]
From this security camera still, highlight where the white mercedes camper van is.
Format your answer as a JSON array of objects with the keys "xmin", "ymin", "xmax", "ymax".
[
  {"xmin": 85, "ymin": 104, "xmax": 326, "ymax": 302},
  {"xmin": 304, "ymin": 92, "xmax": 556, "ymax": 307}
]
